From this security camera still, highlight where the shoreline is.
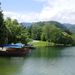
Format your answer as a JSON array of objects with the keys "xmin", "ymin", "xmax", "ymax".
[{"xmin": 29, "ymin": 40, "xmax": 74, "ymax": 48}]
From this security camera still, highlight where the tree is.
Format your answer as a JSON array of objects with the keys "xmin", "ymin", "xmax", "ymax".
[
  {"xmin": 31, "ymin": 24, "xmax": 42, "ymax": 40},
  {"xmin": 51, "ymin": 31, "xmax": 73, "ymax": 45},
  {"xmin": 41, "ymin": 23, "xmax": 57, "ymax": 42},
  {"xmin": 5, "ymin": 18, "xmax": 29, "ymax": 44},
  {"xmin": 0, "ymin": 3, "xmax": 8, "ymax": 44},
  {"xmin": 41, "ymin": 22, "xmax": 73, "ymax": 45}
]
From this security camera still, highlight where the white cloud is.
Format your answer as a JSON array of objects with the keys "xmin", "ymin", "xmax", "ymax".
[
  {"xmin": 3, "ymin": 0, "xmax": 75, "ymax": 23},
  {"xmin": 3, "ymin": 11, "xmax": 39, "ymax": 22},
  {"xmin": 39, "ymin": 0, "xmax": 75, "ymax": 23}
]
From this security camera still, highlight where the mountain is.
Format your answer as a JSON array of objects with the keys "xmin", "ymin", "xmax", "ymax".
[
  {"xmin": 46, "ymin": 21, "xmax": 67, "ymax": 31},
  {"xmin": 34, "ymin": 21, "xmax": 67, "ymax": 31},
  {"xmin": 20, "ymin": 21, "xmax": 75, "ymax": 34},
  {"xmin": 20, "ymin": 22, "xmax": 32, "ymax": 27},
  {"xmin": 20, "ymin": 21, "xmax": 66, "ymax": 30},
  {"xmin": 63, "ymin": 23, "xmax": 75, "ymax": 33}
]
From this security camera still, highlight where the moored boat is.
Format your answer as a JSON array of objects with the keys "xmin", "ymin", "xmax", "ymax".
[{"xmin": 0, "ymin": 44, "xmax": 31, "ymax": 57}]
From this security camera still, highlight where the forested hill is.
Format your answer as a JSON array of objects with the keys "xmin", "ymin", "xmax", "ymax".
[
  {"xmin": 20, "ymin": 21, "xmax": 69, "ymax": 33},
  {"xmin": 20, "ymin": 21, "xmax": 75, "ymax": 34},
  {"xmin": 32, "ymin": 21, "xmax": 67, "ymax": 31},
  {"xmin": 24, "ymin": 21, "xmax": 75, "ymax": 46}
]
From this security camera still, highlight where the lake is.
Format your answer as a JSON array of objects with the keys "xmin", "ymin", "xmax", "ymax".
[{"xmin": 0, "ymin": 47, "xmax": 75, "ymax": 75}]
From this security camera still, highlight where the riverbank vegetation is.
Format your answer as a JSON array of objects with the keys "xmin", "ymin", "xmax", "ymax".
[
  {"xmin": 29, "ymin": 41, "xmax": 49, "ymax": 47},
  {"xmin": 0, "ymin": 3, "xmax": 75, "ymax": 47},
  {"xmin": 29, "ymin": 22, "xmax": 75, "ymax": 47}
]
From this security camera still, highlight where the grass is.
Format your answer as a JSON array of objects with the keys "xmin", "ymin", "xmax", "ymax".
[
  {"xmin": 28, "ymin": 40, "xmax": 73, "ymax": 47},
  {"xmin": 28, "ymin": 40, "xmax": 55, "ymax": 47}
]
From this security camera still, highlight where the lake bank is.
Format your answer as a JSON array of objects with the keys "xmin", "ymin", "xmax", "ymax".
[{"xmin": 29, "ymin": 40, "xmax": 74, "ymax": 47}]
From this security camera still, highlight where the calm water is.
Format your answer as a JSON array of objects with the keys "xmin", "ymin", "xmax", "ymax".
[{"xmin": 0, "ymin": 47, "xmax": 75, "ymax": 75}]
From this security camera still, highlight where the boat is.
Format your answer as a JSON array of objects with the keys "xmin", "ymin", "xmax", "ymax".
[{"xmin": 0, "ymin": 44, "xmax": 31, "ymax": 57}]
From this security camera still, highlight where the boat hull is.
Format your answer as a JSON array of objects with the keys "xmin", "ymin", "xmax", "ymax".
[{"xmin": 0, "ymin": 48, "xmax": 30, "ymax": 57}]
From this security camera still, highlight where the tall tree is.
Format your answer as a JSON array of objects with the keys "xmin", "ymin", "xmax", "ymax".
[
  {"xmin": 31, "ymin": 23, "xmax": 42, "ymax": 40},
  {"xmin": 5, "ymin": 18, "xmax": 29, "ymax": 44},
  {"xmin": 0, "ymin": 3, "xmax": 8, "ymax": 44}
]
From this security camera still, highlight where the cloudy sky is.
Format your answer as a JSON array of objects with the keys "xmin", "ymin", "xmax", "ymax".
[{"xmin": 1, "ymin": 0, "xmax": 75, "ymax": 23}]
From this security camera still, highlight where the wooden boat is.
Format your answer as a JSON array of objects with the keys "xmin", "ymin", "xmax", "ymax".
[
  {"xmin": 0, "ymin": 44, "xmax": 31, "ymax": 57},
  {"xmin": 0, "ymin": 47, "xmax": 31, "ymax": 57}
]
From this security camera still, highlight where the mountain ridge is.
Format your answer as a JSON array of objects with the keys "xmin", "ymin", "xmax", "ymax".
[{"xmin": 20, "ymin": 21, "xmax": 75, "ymax": 33}]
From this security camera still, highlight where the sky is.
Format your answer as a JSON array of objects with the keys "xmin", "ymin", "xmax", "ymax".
[{"xmin": 1, "ymin": 0, "xmax": 75, "ymax": 23}]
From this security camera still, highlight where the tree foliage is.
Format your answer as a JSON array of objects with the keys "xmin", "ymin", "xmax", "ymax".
[
  {"xmin": 5, "ymin": 17, "xmax": 29, "ymax": 44},
  {"xmin": 31, "ymin": 23, "xmax": 42, "ymax": 40},
  {"xmin": 31, "ymin": 21, "xmax": 74, "ymax": 45},
  {"xmin": 0, "ymin": 3, "xmax": 9, "ymax": 44}
]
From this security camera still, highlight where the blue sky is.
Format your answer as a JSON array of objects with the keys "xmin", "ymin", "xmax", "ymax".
[
  {"xmin": 1, "ymin": 0, "xmax": 75, "ymax": 23},
  {"xmin": 1, "ymin": 0, "xmax": 43, "ymax": 12}
]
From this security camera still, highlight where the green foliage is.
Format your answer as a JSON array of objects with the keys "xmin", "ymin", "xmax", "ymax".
[
  {"xmin": 31, "ymin": 21, "xmax": 74, "ymax": 46},
  {"xmin": 5, "ymin": 17, "xmax": 29, "ymax": 44},
  {"xmin": 0, "ymin": 3, "xmax": 9, "ymax": 44},
  {"xmin": 53, "ymin": 32, "xmax": 73, "ymax": 45},
  {"xmin": 29, "ymin": 41, "xmax": 49, "ymax": 47},
  {"xmin": 41, "ymin": 23, "xmax": 58, "ymax": 42},
  {"xmin": 41, "ymin": 33, "xmax": 46, "ymax": 41},
  {"xmin": 31, "ymin": 24, "xmax": 42, "ymax": 40}
]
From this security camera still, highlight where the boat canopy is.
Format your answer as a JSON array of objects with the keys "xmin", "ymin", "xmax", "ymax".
[{"xmin": 0, "ymin": 43, "xmax": 25, "ymax": 48}]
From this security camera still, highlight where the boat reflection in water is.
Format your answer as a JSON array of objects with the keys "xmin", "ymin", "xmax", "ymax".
[{"xmin": 0, "ymin": 43, "xmax": 32, "ymax": 57}]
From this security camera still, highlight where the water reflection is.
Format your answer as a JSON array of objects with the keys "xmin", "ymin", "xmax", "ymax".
[
  {"xmin": 20, "ymin": 47, "xmax": 75, "ymax": 75},
  {"xmin": 31, "ymin": 47, "xmax": 64, "ymax": 59},
  {"xmin": 0, "ymin": 47, "xmax": 75, "ymax": 75},
  {"xmin": 0, "ymin": 57, "xmax": 26, "ymax": 75}
]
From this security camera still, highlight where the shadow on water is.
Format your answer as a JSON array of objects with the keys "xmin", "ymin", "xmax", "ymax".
[
  {"xmin": 31, "ymin": 47, "xmax": 65, "ymax": 59},
  {"xmin": 0, "ymin": 57, "xmax": 27, "ymax": 75}
]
